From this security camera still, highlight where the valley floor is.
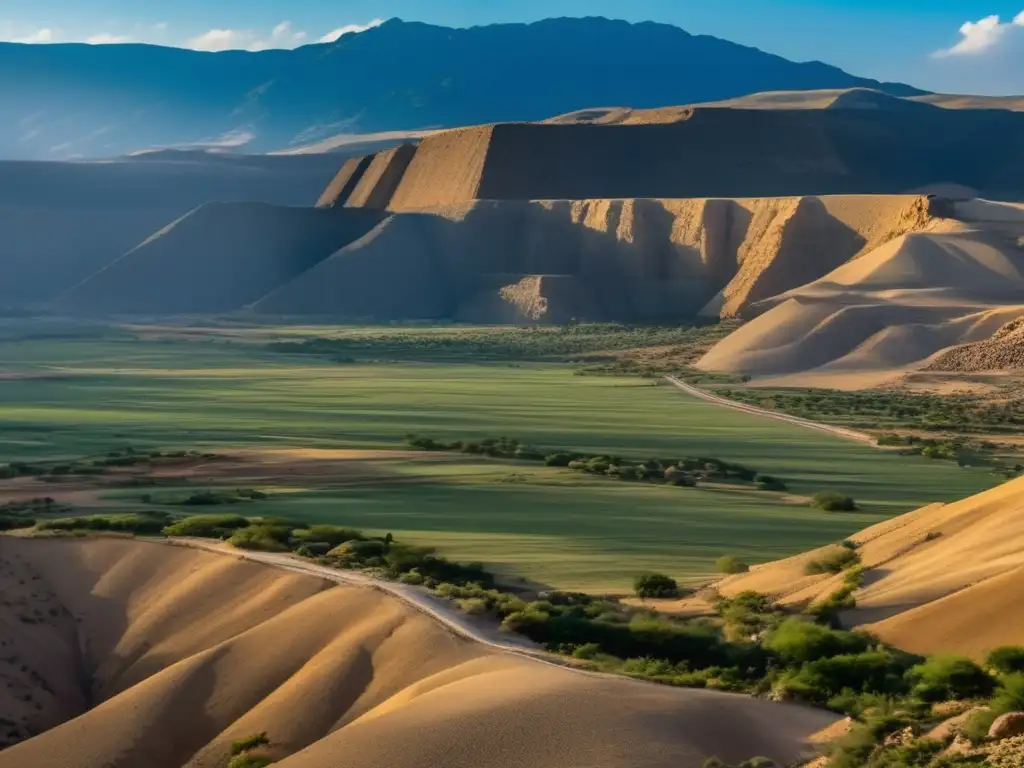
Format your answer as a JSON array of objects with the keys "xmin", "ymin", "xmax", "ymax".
[{"xmin": 0, "ymin": 321, "xmax": 1000, "ymax": 592}]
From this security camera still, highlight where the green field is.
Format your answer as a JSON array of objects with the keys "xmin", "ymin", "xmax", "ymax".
[{"xmin": 0, "ymin": 330, "xmax": 1001, "ymax": 590}]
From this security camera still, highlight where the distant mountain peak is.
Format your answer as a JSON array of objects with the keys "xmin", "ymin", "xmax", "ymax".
[{"xmin": 0, "ymin": 16, "xmax": 924, "ymax": 159}]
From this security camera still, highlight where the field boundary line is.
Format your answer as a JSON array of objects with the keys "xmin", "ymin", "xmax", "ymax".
[{"xmin": 663, "ymin": 376, "xmax": 876, "ymax": 446}]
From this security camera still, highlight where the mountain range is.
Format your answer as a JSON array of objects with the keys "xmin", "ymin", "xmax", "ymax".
[{"xmin": 0, "ymin": 16, "xmax": 922, "ymax": 159}]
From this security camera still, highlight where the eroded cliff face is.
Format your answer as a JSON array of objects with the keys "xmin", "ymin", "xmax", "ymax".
[{"xmin": 249, "ymin": 195, "xmax": 936, "ymax": 323}]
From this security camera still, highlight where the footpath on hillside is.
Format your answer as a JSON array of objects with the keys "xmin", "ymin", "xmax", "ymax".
[{"xmin": 663, "ymin": 376, "xmax": 876, "ymax": 445}]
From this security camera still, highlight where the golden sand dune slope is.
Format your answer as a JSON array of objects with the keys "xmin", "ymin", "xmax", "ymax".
[
  {"xmin": 0, "ymin": 538, "xmax": 834, "ymax": 768},
  {"xmin": 717, "ymin": 476, "xmax": 1024, "ymax": 658},
  {"xmin": 698, "ymin": 217, "xmax": 1024, "ymax": 381}
]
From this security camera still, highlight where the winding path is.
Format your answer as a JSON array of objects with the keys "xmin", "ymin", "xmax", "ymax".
[
  {"xmin": 168, "ymin": 538, "xmax": 590, "ymax": 675},
  {"xmin": 663, "ymin": 376, "xmax": 876, "ymax": 446}
]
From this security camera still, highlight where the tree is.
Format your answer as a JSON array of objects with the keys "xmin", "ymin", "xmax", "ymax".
[{"xmin": 633, "ymin": 572, "xmax": 679, "ymax": 599}]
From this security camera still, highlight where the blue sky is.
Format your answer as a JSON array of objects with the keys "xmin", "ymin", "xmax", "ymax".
[{"xmin": 1, "ymin": 1, "xmax": 1022, "ymax": 94}]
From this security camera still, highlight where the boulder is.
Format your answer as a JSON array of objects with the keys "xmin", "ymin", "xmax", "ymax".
[{"xmin": 989, "ymin": 712, "xmax": 1024, "ymax": 740}]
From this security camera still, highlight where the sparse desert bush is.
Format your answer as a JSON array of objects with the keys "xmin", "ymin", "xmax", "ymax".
[
  {"xmin": 231, "ymin": 733, "xmax": 270, "ymax": 756},
  {"xmin": 228, "ymin": 526, "xmax": 290, "ymax": 552},
  {"xmin": 228, "ymin": 755, "xmax": 273, "ymax": 768},
  {"xmin": 292, "ymin": 525, "xmax": 364, "ymax": 550},
  {"xmin": 544, "ymin": 453, "xmax": 573, "ymax": 467},
  {"xmin": 179, "ymin": 489, "xmax": 265, "ymax": 506},
  {"xmin": 633, "ymin": 572, "xmax": 680, "ymax": 598},
  {"xmin": 812, "ymin": 492, "xmax": 859, "ymax": 512},
  {"xmin": 716, "ymin": 555, "xmax": 750, "ymax": 575},
  {"xmin": 162, "ymin": 514, "xmax": 250, "ymax": 538},
  {"xmin": 906, "ymin": 656, "xmax": 994, "ymax": 702},
  {"xmin": 331, "ymin": 539, "xmax": 387, "ymax": 559},
  {"xmin": 37, "ymin": 513, "xmax": 169, "ymax": 536},
  {"xmin": 457, "ymin": 598, "xmax": 489, "ymax": 616},
  {"xmin": 804, "ymin": 546, "xmax": 861, "ymax": 575}
]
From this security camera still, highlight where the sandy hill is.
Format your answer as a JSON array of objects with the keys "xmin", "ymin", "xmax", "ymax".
[
  {"xmin": 697, "ymin": 199, "xmax": 1024, "ymax": 383},
  {"xmin": 716, "ymin": 475, "xmax": 1024, "ymax": 659},
  {"xmin": 0, "ymin": 537, "xmax": 834, "ymax": 767},
  {"xmin": 0, "ymin": 152, "xmax": 345, "ymax": 306},
  {"xmin": 329, "ymin": 100, "xmax": 1024, "ymax": 209},
  {"xmin": 59, "ymin": 203, "xmax": 385, "ymax": 315}
]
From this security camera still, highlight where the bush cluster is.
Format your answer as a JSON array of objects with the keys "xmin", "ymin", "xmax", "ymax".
[
  {"xmin": 37, "ymin": 513, "xmax": 171, "ymax": 535},
  {"xmin": 268, "ymin": 324, "xmax": 721, "ymax": 363},
  {"xmin": 812, "ymin": 492, "xmax": 859, "ymax": 512},
  {"xmin": 633, "ymin": 572, "xmax": 680, "ymax": 599},
  {"xmin": 404, "ymin": 435, "xmax": 777, "ymax": 492},
  {"xmin": 162, "ymin": 514, "xmax": 251, "ymax": 538},
  {"xmin": 177, "ymin": 489, "xmax": 267, "ymax": 506},
  {"xmin": 805, "ymin": 546, "xmax": 862, "ymax": 576}
]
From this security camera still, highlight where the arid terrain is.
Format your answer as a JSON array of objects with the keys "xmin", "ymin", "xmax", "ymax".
[
  {"xmin": 0, "ymin": 537, "xmax": 835, "ymax": 768},
  {"xmin": 1, "ymin": 11, "xmax": 1024, "ymax": 767}
]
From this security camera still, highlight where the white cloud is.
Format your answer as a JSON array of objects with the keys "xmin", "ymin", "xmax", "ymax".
[
  {"xmin": 87, "ymin": 33, "xmax": 132, "ymax": 45},
  {"xmin": 184, "ymin": 20, "xmax": 308, "ymax": 52},
  {"xmin": 184, "ymin": 28, "xmax": 250, "ymax": 52},
  {"xmin": 933, "ymin": 11, "xmax": 1024, "ymax": 57},
  {"xmin": 318, "ymin": 18, "xmax": 384, "ymax": 43},
  {"xmin": 13, "ymin": 27, "xmax": 57, "ymax": 44},
  {"xmin": 2, "ymin": 17, "xmax": 383, "ymax": 50}
]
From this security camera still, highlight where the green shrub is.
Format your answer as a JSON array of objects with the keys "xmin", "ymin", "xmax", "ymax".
[
  {"xmin": 633, "ymin": 572, "xmax": 680, "ymax": 599},
  {"xmin": 37, "ymin": 513, "xmax": 169, "ymax": 535},
  {"xmin": 572, "ymin": 643, "xmax": 602, "ymax": 660},
  {"xmin": 0, "ymin": 515, "xmax": 34, "ymax": 531},
  {"xmin": 906, "ymin": 656, "xmax": 994, "ymax": 702},
  {"xmin": 778, "ymin": 651, "xmax": 912, "ymax": 703},
  {"xmin": 457, "ymin": 598, "xmax": 489, "ymax": 616},
  {"xmin": 544, "ymin": 453, "xmax": 573, "ymax": 467},
  {"xmin": 162, "ymin": 514, "xmax": 250, "ymax": 538},
  {"xmin": 334, "ymin": 539, "xmax": 387, "ymax": 559},
  {"xmin": 963, "ymin": 673, "xmax": 1024, "ymax": 744},
  {"xmin": 812, "ymin": 492, "xmax": 859, "ymax": 512},
  {"xmin": 716, "ymin": 555, "xmax": 750, "ymax": 575},
  {"xmin": 804, "ymin": 546, "xmax": 861, "ymax": 575},
  {"xmin": 986, "ymin": 646, "xmax": 1024, "ymax": 676},
  {"xmin": 229, "ymin": 526, "xmax": 290, "ymax": 553},
  {"xmin": 292, "ymin": 525, "xmax": 364, "ymax": 550},
  {"xmin": 231, "ymin": 733, "xmax": 270, "ymax": 756},
  {"xmin": 763, "ymin": 619, "xmax": 871, "ymax": 665},
  {"xmin": 227, "ymin": 756, "xmax": 273, "ymax": 768}
]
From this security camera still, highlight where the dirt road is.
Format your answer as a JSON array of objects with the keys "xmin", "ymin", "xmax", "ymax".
[
  {"xmin": 169, "ymin": 538, "xmax": 578, "ymax": 672},
  {"xmin": 664, "ymin": 376, "xmax": 876, "ymax": 445}
]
